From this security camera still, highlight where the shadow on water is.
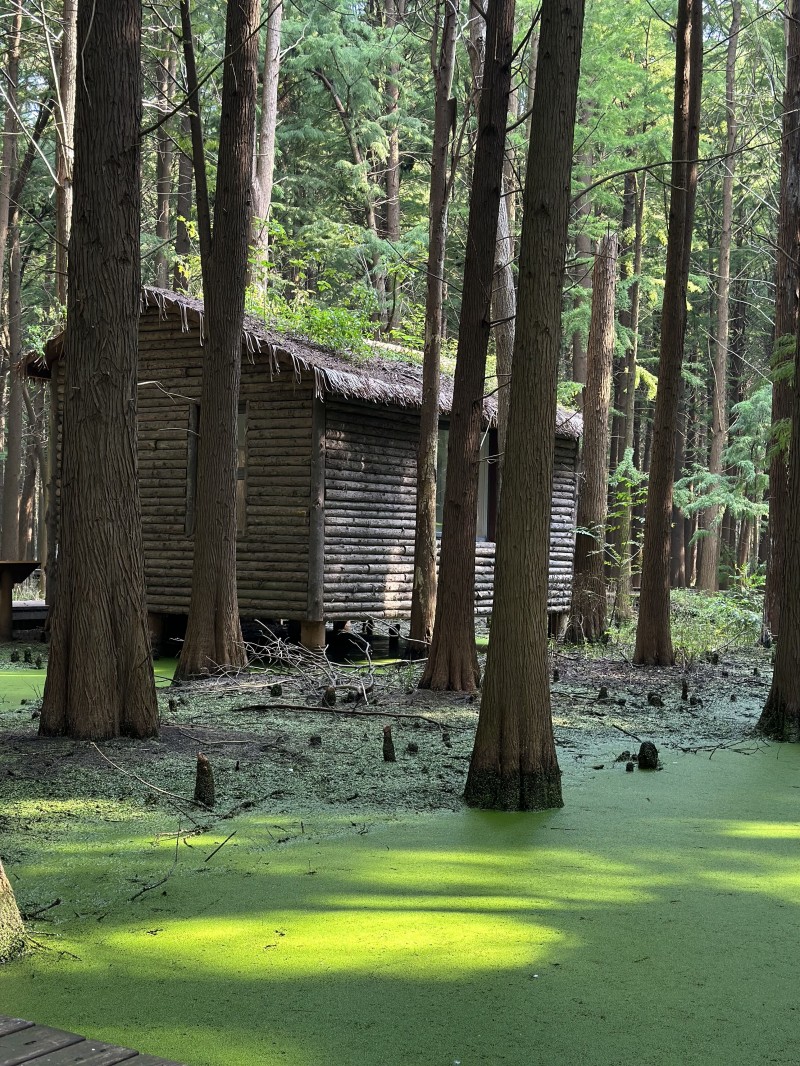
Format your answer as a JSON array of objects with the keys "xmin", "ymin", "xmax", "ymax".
[{"xmin": 2, "ymin": 746, "xmax": 800, "ymax": 1065}]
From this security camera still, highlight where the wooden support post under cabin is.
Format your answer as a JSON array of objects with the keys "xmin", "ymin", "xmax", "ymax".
[
  {"xmin": 0, "ymin": 570, "xmax": 12, "ymax": 642},
  {"xmin": 0, "ymin": 562, "xmax": 38, "ymax": 641},
  {"xmin": 304, "ymin": 395, "xmax": 326, "ymax": 652},
  {"xmin": 147, "ymin": 611, "xmax": 164, "ymax": 656},
  {"xmin": 301, "ymin": 619, "xmax": 326, "ymax": 649}
]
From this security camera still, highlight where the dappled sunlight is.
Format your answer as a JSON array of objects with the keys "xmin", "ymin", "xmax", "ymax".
[
  {"xmin": 103, "ymin": 907, "xmax": 573, "ymax": 981},
  {"xmin": 718, "ymin": 819, "xmax": 800, "ymax": 839},
  {"xmin": 4, "ymin": 749, "xmax": 800, "ymax": 1065}
]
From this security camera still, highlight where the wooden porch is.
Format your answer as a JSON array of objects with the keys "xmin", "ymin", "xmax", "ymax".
[{"xmin": 0, "ymin": 1017, "xmax": 184, "ymax": 1065}]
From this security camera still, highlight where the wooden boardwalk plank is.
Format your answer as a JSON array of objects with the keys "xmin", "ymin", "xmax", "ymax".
[
  {"xmin": 0, "ymin": 1020, "xmax": 185, "ymax": 1066},
  {"xmin": 0, "ymin": 1025, "xmax": 32, "ymax": 1041},
  {"xmin": 0, "ymin": 1024, "xmax": 83, "ymax": 1065},
  {"xmin": 20, "ymin": 1041, "xmax": 139, "ymax": 1064}
]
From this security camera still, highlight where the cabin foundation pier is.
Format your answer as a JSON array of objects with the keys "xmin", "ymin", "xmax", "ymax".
[{"xmin": 301, "ymin": 619, "xmax": 326, "ymax": 650}]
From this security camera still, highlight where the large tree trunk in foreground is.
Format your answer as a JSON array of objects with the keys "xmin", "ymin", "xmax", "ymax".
[
  {"xmin": 464, "ymin": 0, "xmax": 584, "ymax": 810},
  {"xmin": 566, "ymin": 233, "xmax": 618, "ymax": 643},
  {"xmin": 758, "ymin": 264, "xmax": 800, "ymax": 739},
  {"xmin": 408, "ymin": 0, "xmax": 459, "ymax": 657},
  {"xmin": 764, "ymin": 0, "xmax": 800, "ymax": 639},
  {"xmin": 176, "ymin": 0, "xmax": 260, "ymax": 679},
  {"xmin": 0, "ymin": 861, "xmax": 24, "ymax": 963},
  {"xmin": 697, "ymin": 0, "xmax": 740, "ymax": 592},
  {"xmin": 40, "ymin": 0, "xmax": 158, "ymax": 740},
  {"xmin": 633, "ymin": 0, "xmax": 702, "ymax": 665},
  {"xmin": 419, "ymin": 0, "xmax": 516, "ymax": 692}
]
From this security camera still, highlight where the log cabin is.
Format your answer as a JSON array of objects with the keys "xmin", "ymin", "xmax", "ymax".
[{"xmin": 36, "ymin": 287, "xmax": 582, "ymax": 648}]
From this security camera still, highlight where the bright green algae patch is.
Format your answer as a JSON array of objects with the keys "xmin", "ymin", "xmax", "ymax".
[
  {"xmin": 0, "ymin": 660, "xmax": 178, "ymax": 712},
  {"xmin": 2, "ymin": 747, "xmax": 799, "ymax": 1065}
]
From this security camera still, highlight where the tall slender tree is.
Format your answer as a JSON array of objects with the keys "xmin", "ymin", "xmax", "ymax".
[
  {"xmin": 419, "ymin": 0, "xmax": 516, "ymax": 692},
  {"xmin": 697, "ymin": 0, "xmax": 741, "ymax": 591},
  {"xmin": 176, "ymin": 0, "xmax": 261, "ymax": 679},
  {"xmin": 566, "ymin": 232, "xmax": 618, "ymax": 643},
  {"xmin": 633, "ymin": 0, "xmax": 703, "ymax": 666},
  {"xmin": 40, "ymin": 0, "xmax": 158, "ymax": 739},
  {"xmin": 764, "ymin": 0, "xmax": 800, "ymax": 639},
  {"xmin": 464, "ymin": 0, "xmax": 585, "ymax": 810},
  {"xmin": 250, "ymin": 0, "xmax": 283, "ymax": 280},
  {"xmin": 408, "ymin": 0, "xmax": 459, "ymax": 656},
  {"xmin": 758, "ymin": 237, "xmax": 800, "ymax": 740}
]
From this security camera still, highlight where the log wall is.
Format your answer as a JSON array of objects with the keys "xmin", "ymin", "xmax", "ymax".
[
  {"xmin": 50, "ymin": 307, "xmax": 579, "ymax": 624},
  {"xmin": 322, "ymin": 399, "xmax": 579, "ymax": 619},
  {"xmin": 136, "ymin": 308, "xmax": 313, "ymax": 617}
]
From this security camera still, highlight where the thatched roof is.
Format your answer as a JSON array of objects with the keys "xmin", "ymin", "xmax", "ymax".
[{"xmin": 39, "ymin": 286, "xmax": 583, "ymax": 441}]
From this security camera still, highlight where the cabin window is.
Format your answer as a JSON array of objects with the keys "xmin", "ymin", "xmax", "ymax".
[
  {"xmin": 436, "ymin": 426, "xmax": 495, "ymax": 541},
  {"xmin": 237, "ymin": 401, "xmax": 248, "ymax": 534},
  {"xmin": 185, "ymin": 402, "xmax": 200, "ymax": 535}
]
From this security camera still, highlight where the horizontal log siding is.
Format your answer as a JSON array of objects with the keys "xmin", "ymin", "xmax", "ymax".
[
  {"xmin": 323, "ymin": 400, "xmax": 418, "ymax": 617},
  {"xmin": 549, "ymin": 437, "xmax": 579, "ymax": 611},
  {"xmin": 136, "ymin": 310, "xmax": 314, "ymax": 617},
  {"xmin": 323, "ymin": 399, "xmax": 579, "ymax": 619}
]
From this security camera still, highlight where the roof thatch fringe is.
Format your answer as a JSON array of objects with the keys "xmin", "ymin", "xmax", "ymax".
[{"xmin": 41, "ymin": 286, "xmax": 583, "ymax": 441}]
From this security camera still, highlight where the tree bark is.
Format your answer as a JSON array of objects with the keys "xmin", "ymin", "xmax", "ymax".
[
  {"xmin": 670, "ymin": 396, "xmax": 687, "ymax": 587},
  {"xmin": 155, "ymin": 35, "xmax": 176, "ymax": 289},
  {"xmin": 611, "ymin": 173, "xmax": 645, "ymax": 623},
  {"xmin": 0, "ymin": 2, "xmax": 21, "ymax": 315},
  {"xmin": 419, "ymin": 0, "xmax": 516, "ymax": 693},
  {"xmin": 464, "ymin": 0, "xmax": 584, "ymax": 810},
  {"xmin": 55, "ymin": 0, "xmax": 77, "ymax": 306},
  {"xmin": 39, "ymin": 0, "xmax": 158, "ymax": 740},
  {"xmin": 250, "ymin": 0, "xmax": 283, "ymax": 281},
  {"xmin": 764, "ymin": 0, "xmax": 800, "ymax": 639},
  {"xmin": 408, "ymin": 0, "xmax": 459, "ymax": 657},
  {"xmin": 1, "ymin": 224, "xmax": 22, "ymax": 558},
  {"xmin": 571, "ymin": 144, "xmax": 593, "ymax": 401},
  {"xmin": 173, "ymin": 110, "xmax": 193, "ymax": 292},
  {"xmin": 697, "ymin": 0, "xmax": 741, "ymax": 592},
  {"xmin": 0, "ymin": 860, "xmax": 24, "ymax": 963},
  {"xmin": 566, "ymin": 233, "xmax": 618, "ymax": 643},
  {"xmin": 758, "ymin": 238, "xmax": 800, "ymax": 739},
  {"xmin": 633, "ymin": 0, "xmax": 703, "ymax": 665},
  {"xmin": 176, "ymin": 0, "xmax": 261, "ymax": 679}
]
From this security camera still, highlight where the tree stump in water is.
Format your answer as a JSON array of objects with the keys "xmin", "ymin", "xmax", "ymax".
[
  {"xmin": 383, "ymin": 725, "xmax": 396, "ymax": 762},
  {"xmin": 637, "ymin": 742, "xmax": 658, "ymax": 770},
  {"xmin": 194, "ymin": 752, "xmax": 215, "ymax": 807}
]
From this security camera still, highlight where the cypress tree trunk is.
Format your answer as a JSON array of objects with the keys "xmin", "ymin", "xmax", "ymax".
[
  {"xmin": 0, "ymin": 861, "xmax": 24, "ymax": 963},
  {"xmin": 611, "ymin": 174, "xmax": 645, "ymax": 623},
  {"xmin": 698, "ymin": 0, "xmax": 741, "ymax": 592},
  {"xmin": 633, "ymin": 0, "xmax": 703, "ymax": 665},
  {"xmin": 566, "ymin": 233, "xmax": 618, "ymax": 643},
  {"xmin": 1, "ymin": 224, "xmax": 22, "ymax": 558},
  {"xmin": 764, "ymin": 0, "xmax": 800, "ymax": 639},
  {"xmin": 173, "ymin": 111, "xmax": 193, "ymax": 292},
  {"xmin": 464, "ymin": 0, "xmax": 585, "ymax": 810},
  {"xmin": 758, "ymin": 264, "xmax": 800, "ymax": 739},
  {"xmin": 420, "ymin": 0, "xmax": 516, "ymax": 692},
  {"xmin": 176, "ymin": 0, "xmax": 261, "ymax": 679},
  {"xmin": 40, "ymin": 0, "xmax": 158, "ymax": 739},
  {"xmin": 250, "ymin": 0, "xmax": 283, "ymax": 281},
  {"xmin": 408, "ymin": 0, "xmax": 459, "ymax": 657},
  {"xmin": 154, "ymin": 36, "xmax": 175, "ymax": 289}
]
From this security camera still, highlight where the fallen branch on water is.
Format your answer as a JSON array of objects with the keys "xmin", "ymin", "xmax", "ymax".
[{"xmin": 234, "ymin": 703, "xmax": 448, "ymax": 729}]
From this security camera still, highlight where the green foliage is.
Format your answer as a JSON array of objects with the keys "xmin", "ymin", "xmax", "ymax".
[{"xmin": 669, "ymin": 587, "xmax": 763, "ymax": 665}]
